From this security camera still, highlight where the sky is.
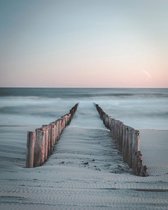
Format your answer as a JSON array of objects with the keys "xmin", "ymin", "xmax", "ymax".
[{"xmin": 0, "ymin": 0, "xmax": 168, "ymax": 88}]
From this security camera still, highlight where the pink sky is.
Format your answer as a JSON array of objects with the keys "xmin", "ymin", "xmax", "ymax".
[{"xmin": 0, "ymin": 0, "xmax": 168, "ymax": 88}]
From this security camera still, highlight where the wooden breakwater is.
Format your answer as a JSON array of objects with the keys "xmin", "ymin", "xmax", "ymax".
[
  {"xmin": 26, "ymin": 103, "xmax": 78, "ymax": 168},
  {"xmin": 95, "ymin": 104, "xmax": 148, "ymax": 176}
]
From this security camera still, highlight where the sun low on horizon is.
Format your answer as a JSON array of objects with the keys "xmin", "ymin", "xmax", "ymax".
[{"xmin": 0, "ymin": 0, "xmax": 168, "ymax": 88}]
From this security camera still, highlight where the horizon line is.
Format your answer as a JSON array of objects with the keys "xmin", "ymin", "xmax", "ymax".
[{"xmin": 0, "ymin": 86, "xmax": 168, "ymax": 89}]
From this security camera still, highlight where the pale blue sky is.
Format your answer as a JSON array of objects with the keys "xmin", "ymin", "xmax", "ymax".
[{"xmin": 0, "ymin": 0, "xmax": 168, "ymax": 87}]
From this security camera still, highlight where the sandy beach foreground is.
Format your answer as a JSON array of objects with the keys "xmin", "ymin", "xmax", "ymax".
[
  {"xmin": 0, "ymin": 103, "xmax": 168, "ymax": 210},
  {"xmin": 140, "ymin": 129, "xmax": 168, "ymax": 176}
]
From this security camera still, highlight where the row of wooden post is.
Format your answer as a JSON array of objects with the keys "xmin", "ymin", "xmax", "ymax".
[
  {"xmin": 95, "ymin": 104, "xmax": 148, "ymax": 176},
  {"xmin": 26, "ymin": 103, "xmax": 78, "ymax": 168}
]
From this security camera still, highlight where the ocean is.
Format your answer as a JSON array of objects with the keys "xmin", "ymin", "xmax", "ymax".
[
  {"xmin": 0, "ymin": 88, "xmax": 167, "ymax": 129},
  {"xmin": 0, "ymin": 88, "xmax": 168, "ymax": 209}
]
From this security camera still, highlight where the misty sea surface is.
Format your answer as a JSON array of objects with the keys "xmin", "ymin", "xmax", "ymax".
[
  {"xmin": 0, "ymin": 88, "xmax": 168, "ymax": 210},
  {"xmin": 0, "ymin": 88, "xmax": 168, "ymax": 129}
]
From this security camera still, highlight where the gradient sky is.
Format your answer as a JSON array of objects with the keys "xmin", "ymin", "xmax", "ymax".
[{"xmin": 0, "ymin": 0, "xmax": 168, "ymax": 87}]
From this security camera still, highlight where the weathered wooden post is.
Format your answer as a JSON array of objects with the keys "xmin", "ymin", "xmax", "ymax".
[
  {"xmin": 57, "ymin": 118, "xmax": 62, "ymax": 137},
  {"xmin": 26, "ymin": 103, "xmax": 78, "ymax": 168},
  {"xmin": 47, "ymin": 124, "xmax": 52, "ymax": 156},
  {"xmin": 34, "ymin": 128, "xmax": 45, "ymax": 167},
  {"xmin": 118, "ymin": 121, "xmax": 123, "ymax": 152},
  {"xmin": 42, "ymin": 125, "xmax": 49, "ymax": 162},
  {"xmin": 54, "ymin": 120, "xmax": 59, "ymax": 143},
  {"xmin": 122, "ymin": 126, "xmax": 127, "ymax": 162},
  {"xmin": 136, "ymin": 151, "xmax": 142, "ymax": 175},
  {"xmin": 26, "ymin": 131, "xmax": 36, "ymax": 168},
  {"xmin": 50, "ymin": 123, "xmax": 55, "ymax": 152},
  {"xmin": 67, "ymin": 113, "xmax": 71, "ymax": 125},
  {"xmin": 132, "ymin": 129, "xmax": 139, "ymax": 172},
  {"xmin": 104, "ymin": 114, "xmax": 110, "ymax": 129},
  {"xmin": 61, "ymin": 116, "xmax": 66, "ymax": 131},
  {"xmin": 127, "ymin": 127, "xmax": 133, "ymax": 168},
  {"xmin": 110, "ymin": 118, "xmax": 114, "ymax": 138},
  {"xmin": 41, "ymin": 129, "xmax": 45, "ymax": 165},
  {"xmin": 95, "ymin": 103, "xmax": 148, "ymax": 176}
]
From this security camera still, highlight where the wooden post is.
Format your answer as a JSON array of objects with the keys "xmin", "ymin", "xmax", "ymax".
[
  {"xmin": 113, "ymin": 120, "xmax": 116, "ymax": 140},
  {"xmin": 61, "ymin": 117, "xmax": 66, "ymax": 131},
  {"xmin": 42, "ymin": 125, "xmax": 49, "ymax": 162},
  {"xmin": 34, "ymin": 128, "xmax": 45, "ymax": 167},
  {"xmin": 67, "ymin": 113, "xmax": 71, "ymax": 125},
  {"xmin": 134, "ymin": 131, "xmax": 141, "ymax": 175},
  {"xmin": 120, "ymin": 123, "xmax": 124, "ymax": 153},
  {"xmin": 94, "ymin": 103, "xmax": 148, "ymax": 176},
  {"xmin": 50, "ymin": 123, "xmax": 56, "ymax": 152},
  {"xmin": 104, "ymin": 115, "xmax": 109, "ymax": 129},
  {"xmin": 127, "ymin": 127, "xmax": 133, "ymax": 168},
  {"xmin": 132, "ymin": 129, "xmax": 138, "ymax": 173},
  {"xmin": 111, "ymin": 118, "xmax": 115, "ymax": 139},
  {"xmin": 118, "ymin": 121, "xmax": 123, "ymax": 152},
  {"xmin": 26, "ymin": 131, "xmax": 36, "ymax": 168},
  {"xmin": 57, "ymin": 119, "xmax": 62, "ymax": 138},
  {"xmin": 46, "ymin": 124, "xmax": 50, "ymax": 156},
  {"xmin": 64, "ymin": 114, "xmax": 69, "ymax": 126},
  {"xmin": 108, "ymin": 117, "xmax": 112, "ymax": 131},
  {"xmin": 123, "ymin": 126, "xmax": 127, "ymax": 162},
  {"xmin": 26, "ymin": 103, "xmax": 78, "ymax": 168},
  {"xmin": 54, "ymin": 120, "xmax": 59, "ymax": 142},
  {"xmin": 41, "ymin": 129, "xmax": 45, "ymax": 165},
  {"xmin": 136, "ymin": 151, "xmax": 142, "ymax": 175}
]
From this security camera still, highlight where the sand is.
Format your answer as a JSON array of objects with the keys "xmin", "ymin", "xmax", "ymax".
[
  {"xmin": 0, "ymin": 104, "xmax": 168, "ymax": 209},
  {"xmin": 140, "ymin": 129, "xmax": 168, "ymax": 176}
]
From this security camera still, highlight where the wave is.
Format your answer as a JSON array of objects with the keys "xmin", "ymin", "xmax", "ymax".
[
  {"xmin": 0, "ymin": 88, "xmax": 168, "ymax": 98},
  {"xmin": 0, "ymin": 106, "xmax": 61, "ymax": 118}
]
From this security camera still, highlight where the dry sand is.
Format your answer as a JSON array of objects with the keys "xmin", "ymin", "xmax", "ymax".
[{"xmin": 140, "ymin": 129, "xmax": 168, "ymax": 176}]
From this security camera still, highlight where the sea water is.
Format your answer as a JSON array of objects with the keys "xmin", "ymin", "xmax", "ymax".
[{"xmin": 0, "ymin": 88, "xmax": 167, "ymax": 129}]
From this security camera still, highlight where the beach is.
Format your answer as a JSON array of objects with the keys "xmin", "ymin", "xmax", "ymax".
[{"xmin": 0, "ymin": 88, "xmax": 168, "ymax": 209}]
